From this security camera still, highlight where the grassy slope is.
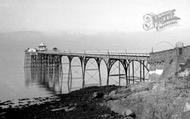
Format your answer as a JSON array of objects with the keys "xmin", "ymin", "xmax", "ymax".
[{"xmin": 105, "ymin": 56, "xmax": 190, "ymax": 119}]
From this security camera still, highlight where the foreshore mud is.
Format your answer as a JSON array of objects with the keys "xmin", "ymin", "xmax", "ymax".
[{"xmin": 0, "ymin": 85, "xmax": 124, "ymax": 119}]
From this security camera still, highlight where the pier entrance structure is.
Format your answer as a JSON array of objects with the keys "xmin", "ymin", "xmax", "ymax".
[{"xmin": 25, "ymin": 44, "xmax": 150, "ymax": 92}]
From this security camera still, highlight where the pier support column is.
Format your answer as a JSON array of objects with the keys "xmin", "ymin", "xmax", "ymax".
[
  {"xmin": 106, "ymin": 59, "xmax": 119, "ymax": 86},
  {"xmin": 120, "ymin": 59, "xmax": 128, "ymax": 86},
  {"xmin": 58, "ymin": 56, "xmax": 63, "ymax": 93},
  {"xmin": 106, "ymin": 59, "xmax": 112, "ymax": 86},
  {"xmin": 140, "ymin": 60, "xmax": 142, "ymax": 82},
  {"xmin": 107, "ymin": 69, "xmax": 110, "ymax": 85},
  {"xmin": 132, "ymin": 61, "xmax": 135, "ymax": 84},
  {"xmin": 118, "ymin": 62, "xmax": 121, "ymax": 86},
  {"xmin": 95, "ymin": 58, "xmax": 102, "ymax": 86},
  {"xmin": 67, "ymin": 56, "xmax": 73, "ymax": 92},
  {"xmin": 142, "ymin": 60, "xmax": 145, "ymax": 81},
  {"xmin": 80, "ymin": 56, "xmax": 89, "ymax": 88},
  {"xmin": 106, "ymin": 59, "xmax": 111, "ymax": 86},
  {"xmin": 123, "ymin": 61, "xmax": 128, "ymax": 86},
  {"xmin": 98, "ymin": 64, "xmax": 102, "ymax": 86},
  {"xmin": 128, "ymin": 62, "xmax": 130, "ymax": 84}
]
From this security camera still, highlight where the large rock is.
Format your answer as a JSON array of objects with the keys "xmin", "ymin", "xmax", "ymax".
[
  {"xmin": 182, "ymin": 111, "xmax": 190, "ymax": 119},
  {"xmin": 182, "ymin": 102, "xmax": 190, "ymax": 119},
  {"xmin": 107, "ymin": 100, "xmax": 133, "ymax": 116}
]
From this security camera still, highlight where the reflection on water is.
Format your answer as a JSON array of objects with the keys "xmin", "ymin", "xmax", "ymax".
[{"xmin": 24, "ymin": 53, "xmax": 65, "ymax": 94}]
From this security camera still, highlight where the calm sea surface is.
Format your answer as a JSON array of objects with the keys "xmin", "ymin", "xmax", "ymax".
[
  {"xmin": 0, "ymin": 44, "xmax": 121, "ymax": 101},
  {"xmin": 0, "ymin": 51, "xmax": 52, "ymax": 101}
]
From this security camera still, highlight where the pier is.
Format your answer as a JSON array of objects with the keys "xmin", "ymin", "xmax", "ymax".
[{"xmin": 25, "ymin": 43, "xmax": 150, "ymax": 92}]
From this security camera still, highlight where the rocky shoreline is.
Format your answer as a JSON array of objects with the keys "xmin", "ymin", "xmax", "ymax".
[{"xmin": 0, "ymin": 85, "xmax": 126, "ymax": 119}]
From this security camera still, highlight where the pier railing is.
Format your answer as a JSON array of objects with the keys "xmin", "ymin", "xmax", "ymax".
[{"xmin": 37, "ymin": 50, "xmax": 150, "ymax": 61}]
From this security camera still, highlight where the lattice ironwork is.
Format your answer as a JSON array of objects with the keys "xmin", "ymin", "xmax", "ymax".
[{"xmin": 27, "ymin": 51, "xmax": 150, "ymax": 93}]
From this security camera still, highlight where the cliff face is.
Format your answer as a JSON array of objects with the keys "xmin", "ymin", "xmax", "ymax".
[
  {"xmin": 148, "ymin": 48, "xmax": 177, "ymax": 80},
  {"xmin": 105, "ymin": 75, "xmax": 190, "ymax": 119},
  {"xmin": 148, "ymin": 46, "xmax": 190, "ymax": 80},
  {"xmin": 105, "ymin": 46, "xmax": 190, "ymax": 119}
]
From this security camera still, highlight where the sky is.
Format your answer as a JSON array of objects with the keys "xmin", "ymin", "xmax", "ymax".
[
  {"xmin": 0, "ymin": 0, "xmax": 189, "ymax": 33},
  {"xmin": 0, "ymin": 0, "xmax": 190, "ymax": 52}
]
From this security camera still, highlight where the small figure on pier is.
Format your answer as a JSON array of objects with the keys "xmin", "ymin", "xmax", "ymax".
[{"xmin": 53, "ymin": 47, "xmax": 58, "ymax": 52}]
